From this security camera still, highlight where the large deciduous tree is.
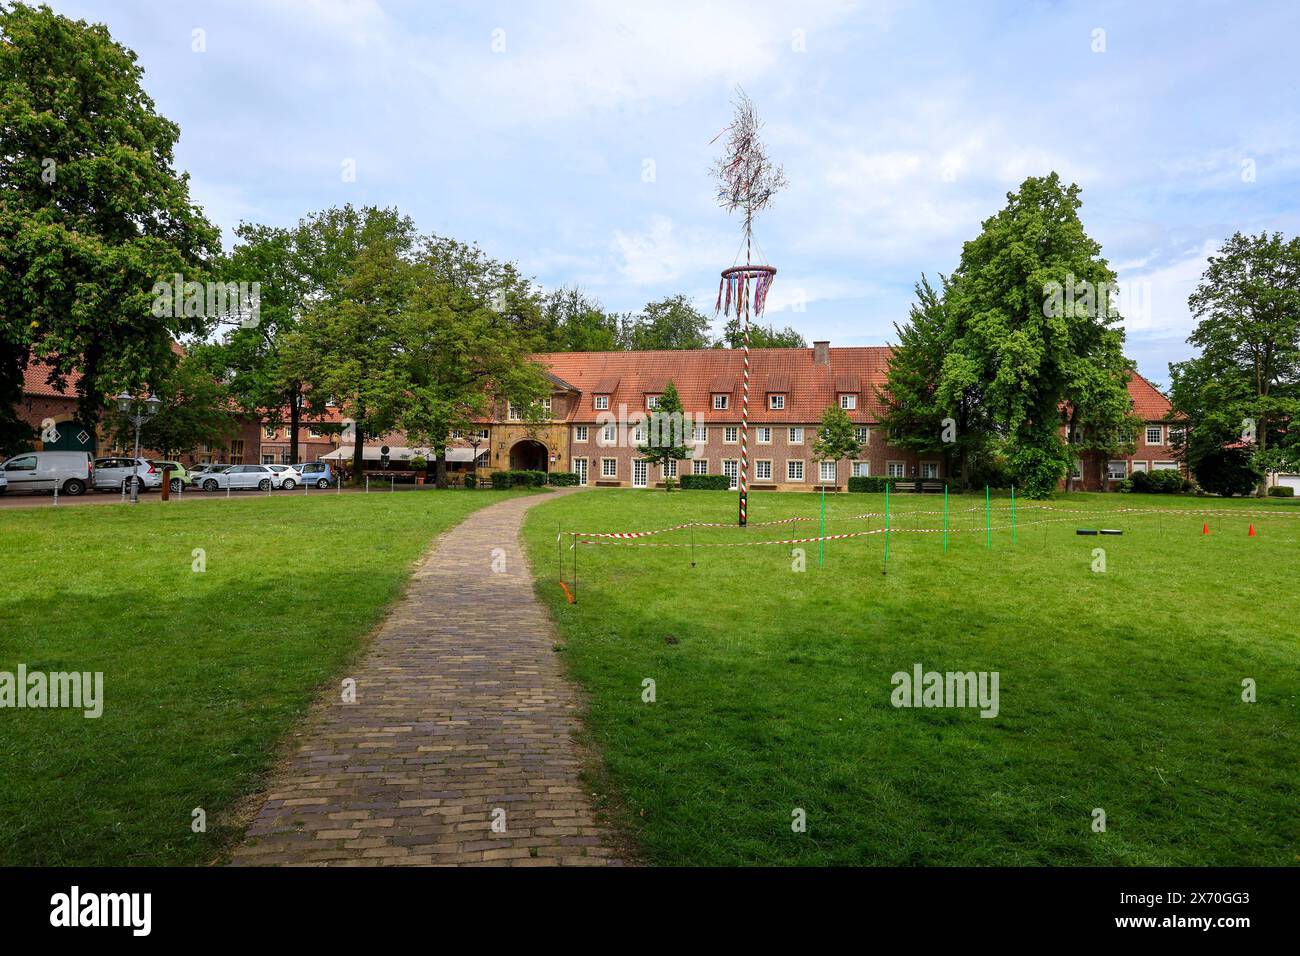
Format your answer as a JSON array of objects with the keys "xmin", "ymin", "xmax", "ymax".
[
  {"xmin": 944, "ymin": 173, "xmax": 1133, "ymax": 497},
  {"xmin": 0, "ymin": 2, "xmax": 219, "ymax": 454},
  {"xmin": 625, "ymin": 295, "xmax": 712, "ymax": 351},
  {"xmin": 1173, "ymin": 231, "xmax": 1300, "ymax": 495}
]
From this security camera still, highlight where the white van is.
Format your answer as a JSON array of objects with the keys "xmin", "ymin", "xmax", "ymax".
[{"xmin": 0, "ymin": 451, "xmax": 94, "ymax": 496}]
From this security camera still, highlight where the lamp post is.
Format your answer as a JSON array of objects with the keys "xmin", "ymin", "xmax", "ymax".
[
  {"xmin": 467, "ymin": 435, "xmax": 483, "ymax": 487},
  {"xmin": 116, "ymin": 392, "xmax": 162, "ymax": 504}
]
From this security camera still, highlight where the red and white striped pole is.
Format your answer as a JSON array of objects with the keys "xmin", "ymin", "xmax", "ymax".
[{"xmin": 740, "ymin": 276, "xmax": 750, "ymax": 526}]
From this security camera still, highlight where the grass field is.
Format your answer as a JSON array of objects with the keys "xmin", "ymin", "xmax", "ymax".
[
  {"xmin": 523, "ymin": 489, "xmax": 1300, "ymax": 866},
  {"xmin": 0, "ymin": 489, "xmax": 531, "ymax": 866}
]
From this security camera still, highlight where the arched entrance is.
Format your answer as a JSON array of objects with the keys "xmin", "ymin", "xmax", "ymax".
[{"xmin": 509, "ymin": 439, "xmax": 549, "ymax": 472}]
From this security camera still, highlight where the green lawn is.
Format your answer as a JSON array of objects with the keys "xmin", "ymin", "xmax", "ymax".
[
  {"xmin": 523, "ymin": 489, "xmax": 1300, "ymax": 866},
  {"xmin": 0, "ymin": 489, "xmax": 531, "ymax": 866}
]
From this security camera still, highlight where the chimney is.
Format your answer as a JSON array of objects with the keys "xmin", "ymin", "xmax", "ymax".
[{"xmin": 813, "ymin": 340, "xmax": 830, "ymax": 365}]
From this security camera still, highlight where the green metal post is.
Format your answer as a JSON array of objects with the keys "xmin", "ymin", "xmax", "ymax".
[
  {"xmin": 819, "ymin": 486, "xmax": 826, "ymax": 568},
  {"xmin": 985, "ymin": 484, "xmax": 991, "ymax": 549},
  {"xmin": 943, "ymin": 484, "xmax": 949, "ymax": 554},
  {"xmin": 884, "ymin": 482, "xmax": 891, "ymax": 565}
]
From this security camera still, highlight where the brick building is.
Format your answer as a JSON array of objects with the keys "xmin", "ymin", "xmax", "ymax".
[{"xmin": 461, "ymin": 343, "xmax": 1178, "ymax": 491}]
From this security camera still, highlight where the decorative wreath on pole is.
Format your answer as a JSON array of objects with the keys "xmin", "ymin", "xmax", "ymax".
[{"xmin": 711, "ymin": 90, "xmax": 786, "ymax": 527}]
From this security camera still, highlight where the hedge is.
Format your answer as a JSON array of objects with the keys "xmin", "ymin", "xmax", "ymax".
[
  {"xmin": 491, "ymin": 470, "xmax": 551, "ymax": 489},
  {"xmin": 547, "ymin": 472, "xmax": 578, "ymax": 486},
  {"xmin": 1267, "ymin": 485, "xmax": 1295, "ymax": 497},
  {"xmin": 848, "ymin": 475, "xmax": 890, "ymax": 493},
  {"xmin": 680, "ymin": 474, "xmax": 731, "ymax": 491},
  {"xmin": 1129, "ymin": 469, "xmax": 1188, "ymax": 494}
]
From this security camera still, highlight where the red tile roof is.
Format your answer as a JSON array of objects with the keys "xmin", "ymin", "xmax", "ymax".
[
  {"xmin": 22, "ymin": 361, "xmax": 80, "ymax": 398},
  {"xmin": 538, "ymin": 347, "xmax": 1172, "ymax": 424}
]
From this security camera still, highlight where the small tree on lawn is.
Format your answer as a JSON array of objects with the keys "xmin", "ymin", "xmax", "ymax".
[
  {"xmin": 814, "ymin": 404, "xmax": 862, "ymax": 489},
  {"xmin": 636, "ymin": 381, "xmax": 691, "ymax": 490}
]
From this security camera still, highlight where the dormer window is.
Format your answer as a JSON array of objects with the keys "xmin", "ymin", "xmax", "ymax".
[
  {"xmin": 839, "ymin": 394, "xmax": 857, "ymax": 410},
  {"xmin": 769, "ymin": 394, "xmax": 786, "ymax": 410},
  {"xmin": 713, "ymin": 394, "xmax": 729, "ymax": 410},
  {"xmin": 594, "ymin": 395, "xmax": 609, "ymax": 410},
  {"xmin": 646, "ymin": 394, "xmax": 661, "ymax": 410}
]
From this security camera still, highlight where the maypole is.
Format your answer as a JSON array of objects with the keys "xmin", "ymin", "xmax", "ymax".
[{"xmin": 712, "ymin": 89, "xmax": 787, "ymax": 527}]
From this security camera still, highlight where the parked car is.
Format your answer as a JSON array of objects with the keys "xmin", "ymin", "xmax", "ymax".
[
  {"xmin": 0, "ymin": 470, "xmax": 6, "ymax": 494},
  {"xmin": 296, "ymin": 461, "xmax": 334, "ymax": 489},
  {"xmin": 267, "ymin": 464, "xmax": 302, "ymax": 490},
  {"xmin": 0, "ymin": 451, "xmax": 94, "ymax": 496},
  {"xmin": 197, "ymin": 463, "xmax": 278, "ymax": 492},
  {"xmin": 92, "ymin": 457, "xmax": 162, "ymax": 494},
  {"xmin": 149, "ymin": 460, "xmax": 195, "ymax": 493}
]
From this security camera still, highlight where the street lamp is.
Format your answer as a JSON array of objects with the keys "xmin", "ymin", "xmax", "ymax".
[
  {"xmin": 467, "ymin": 434, "xmax": 483, "ymax": 487},
  {"xmin": 116, "ymin": 392, "xmax": 162, "ymax": 504}
]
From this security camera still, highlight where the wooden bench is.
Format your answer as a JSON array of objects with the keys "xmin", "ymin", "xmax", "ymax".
[{"xmin": 595, "ymin": 479, "xmax": 622, "ymax": 487}]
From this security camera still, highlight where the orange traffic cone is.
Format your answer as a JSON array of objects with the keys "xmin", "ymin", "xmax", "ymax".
[
  {"xmin": 1202, "ymin": 522, "xmax": 1209, "ymax": 535},
  {"xmin": 1248, "ymin": 524, "xmax": 1256, "ymax": 537}
]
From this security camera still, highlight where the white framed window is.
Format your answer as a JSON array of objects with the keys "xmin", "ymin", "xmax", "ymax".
[
  {"xmin": 851, "ymin": 461, "xmax": 870, "ymax": 477},
  {"xmin": 819, "ymin": 460, "xmax": 836, "ymax": 483},
  {"xmin": 887, "ymin": 461, "xmax": 906, "ymax": 478},
  {"xmin": 601, "ymin": 424, "xmax": 616, "ymax": 444},
  {"xmin": 662, "ymin": 459, "xmax": 677, "ymax": 479},
  {"xmin": 1153, "ymin": 461, "xmax": 1179, "ymax": 471},
  {"xmin": 713, "ymin": 394, "xmax": 729, "ymax": 410},
  {"xmin": 757, "ymin": 427, "xmax": 772, "ymax": 444},
  {"xmin": 601, "ymin": 458, "xmax": 617, "ymax": 478},
  {"xmin": 692, "ymin": 425, "xmax": 708, "ymax": 443},
  {"xmin": 788, "ymin": 427, "xmax": 803, "ymax": 444},
  {"xmin": 1131, "ymin": 460, "xmax": 1148, "ymax": 473},
  {"xmin": 921, "ymin": 462, "xmax": 939, "ymax": 479},
  {"xmin": 769, "ymin": 394, "xmax": 785, "ymax": 410},
  {"xmin": 723, "ymin": 459, "xmax": 738, "ymax": 489},
  {"xmin": 574, "ymin": 425, "xmax": 588, "ymax": 442},
  {"xmin": 1107, "ymin": 460, "xmax": 1127, "ymax": 480},
  {"xmin": 1070, "ymin": 460, "xmax": 1083, "ymax": 479},
  {"xmin": 692, "ymin": 459, "xmax": 709, "ymax": 475},
  {"xmin": 573, "ymin": 458, "xmax": 588, "ymax": 485},
  {"xmin": 1146, "ymin": 425, "xmax": 1163, "ymax": 445},
  {"xmin": 594, "ymin": 395, "xmax": 609, "ymax": 410},
  {"xmin": 855, "ymin": 426, "xmax": 869, "ymax": 444},
  {"xmin": 633, "ymin": 424, "xmax": 645, "ymax": 442},
  {"xmin": 633, "ymin": 460, "xmax": 648, "ymax": 487},
  {"xmin": 787, "ymin": 460, "xmax": 805, "ymax": 482},
  {"xmin": 508, "ymin": 403, "xmax": 521, "ymax": 421},
  {"xmin": 309, "ymin": 428, "xmax": 323, "ymax": 439},
  {"xmin": 724, "ymin": 426, "xmax": 738, "ymax": 443},
  {"xmin": 1168, "ymin": 427, "xmax": 1185, "ymax": 445},
  {"xmin": 475, "ymin": 429, "xmax": 490, "ymax": 439},
  {"xmin": 540, "ymin": 397, "xmax": 552, "ymax": 414},
  {"xmin": 840, "ymin": 394, "xmax": 857, "ymax": 410},
  {"xmin": 755, "ymin": 460, "xmax": 772, "ymax": 481},
  {"xmin": 646, "ymin": 395, "xmax": 661, "ymax": 410}
]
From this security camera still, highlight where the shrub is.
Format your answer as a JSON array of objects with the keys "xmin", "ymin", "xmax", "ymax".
[
  {"xmin": 503, "ymin": 469, "xmax": 547, "ymax": 487},
  {"xmin": 664, "ymin": 477, "xmax": 678, "ymax": 492},
  {"xmin": 463, "ymin": 473, "xmax": 477, "ymax": 489},
  {"xmin": 1116, "ymin": 478, "xmax": 1133, "ymax": 493},
  {"xmin": 1267, "ymin": 485, "xmax": 1294, "ymax": 497},
  {"xmin": 1147, "ymin": 469, "xmax": 1185, "ymax": 494},
  {"xmin": 547, "ymin": 471, "xmax": 578, "ymax": 486},
  {"xmin": 490, "ymin": 471, "xmax": 513, "ymax": 489},
  {"xmin": 1194, "ymin": 448, "xmax": 1262, "ymax": 497},
  {"xmin": 409, "ymin": 455, "xmax": 428, "ymax": 470},
  {"xmin": 848, "ymin": 475, "xmax": 889, "ymax": 493},
  {"xmin": 680, "ymin": 474, "xmax": 730, "ymax": 491},
  {"xmin": 1129, "ymin": 469, "xmax": 1153, "ymax": 493}
]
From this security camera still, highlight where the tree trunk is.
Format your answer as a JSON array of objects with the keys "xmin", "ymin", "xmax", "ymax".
[
  {"xmin": 435, "ymin": 448, "xmax": 448, "ymax": 489},
  {"xmin": 289, "ymin": 383, "xmax": 301, "ymax": 465},
  {"xmin": 351, "ymin": 419, "xmax": 365, "ymax": 486}
]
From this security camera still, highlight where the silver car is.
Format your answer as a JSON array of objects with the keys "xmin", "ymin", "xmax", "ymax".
[
  {"xmin": 197, "ymin": 463, "xmax": 277, "ymax": 492},
  {"xmin": 92, "ymin": 456, "xmax": 162, "ymax": 493}
]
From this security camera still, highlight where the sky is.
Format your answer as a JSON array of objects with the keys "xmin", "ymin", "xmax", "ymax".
[{"xmin": 47, "ymin": 0, "xmax": 1300, "ymax": 388}]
